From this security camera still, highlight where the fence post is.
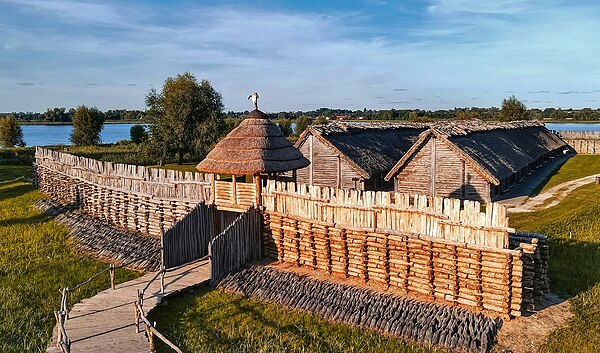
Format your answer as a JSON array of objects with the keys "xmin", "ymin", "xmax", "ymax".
[{"xmin": 109, "ymin": 264, "xmax": 115, "ymax": 290}]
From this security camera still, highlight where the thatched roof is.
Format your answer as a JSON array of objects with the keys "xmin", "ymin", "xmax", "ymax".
[
  {"xmin": 196, "ymin": 110, "xmax": 310, "ymax": 174},
  {"xmin": 386, "ymin": 120, "xmax": 568, "ymax": 184},
  {"xmin": 296, "ymin": 122, "xmax": 427, "ymax": 178}
]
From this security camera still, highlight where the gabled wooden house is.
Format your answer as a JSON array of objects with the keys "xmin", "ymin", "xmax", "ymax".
[
  {"xmin": 384, "ymin": 120, "xmax": 569, "ymax": 202},
  {"xmin": 294, "ymin": 122, "xmax": 427, "ymax": 190}
]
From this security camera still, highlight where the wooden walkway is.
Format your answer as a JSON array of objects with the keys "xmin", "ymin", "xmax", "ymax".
[{"xmin": 47, "ymin": 259, "xmax": 211, "ymax": 353}]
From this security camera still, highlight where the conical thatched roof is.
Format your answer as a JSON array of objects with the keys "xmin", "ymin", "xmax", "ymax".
[{"xmin": 197, "ymin": 110, "xmax": 310, "ymax": 175}]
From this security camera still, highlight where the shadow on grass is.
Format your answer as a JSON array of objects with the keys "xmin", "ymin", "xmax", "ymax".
[
  {"xmin": 0, "ymin": 213, "xmax": 49, "ymax": 227},
  {"xmin": 0, "ymin": 182, "xmax": 34, "ymax": 201},
  {"xmin": 548, "ymin": 238, "xmax": 600, "ymax": 297},
  {"xmin": 528, "ymin": 154, "xmax": 573, "ymax": 197}
]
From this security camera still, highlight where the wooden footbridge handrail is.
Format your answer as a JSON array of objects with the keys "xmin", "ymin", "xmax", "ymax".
[{"xmin": 53, "ymin": 250, "xmax": 189, "ymax": 353}]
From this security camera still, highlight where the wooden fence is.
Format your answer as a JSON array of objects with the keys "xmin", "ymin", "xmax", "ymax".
[
  {"xmin": 35, "ymin": 147, "xmax": 212, "ymax": 237},
  {"xmin": 263, "ymin": 211, "xmax": 532, "ymax": 319},
  {"xmin": 209, "ymin": 207, "xmax": 262, "ymax": 284},
  {"xmin": 262, "ymin": 180, "xmax": 511, "ymax": 249},
  {"xmin": 557, "ymin": 130, "xmax": 600, "ymax": 154},
  {"xmin": 162, "ymin": 203, "xmax": 216, "ymax": 269}
]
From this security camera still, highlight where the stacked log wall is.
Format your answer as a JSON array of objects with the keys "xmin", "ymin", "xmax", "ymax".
[
  {"xmin": 34, "ymin": 147, "xmax": 212, "ymax": 237},
  {"xmin": 557, "ymin": 130, "xmax": 600, "ymax": 154},
  {"xmin": 263, "ymin": 211, "xmax": 526, "ymax": 319}
]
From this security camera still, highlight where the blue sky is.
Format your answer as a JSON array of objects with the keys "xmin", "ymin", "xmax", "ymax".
[{"xmin": 1, "ymin": 0, "xmax": 600, "ymax": 112}]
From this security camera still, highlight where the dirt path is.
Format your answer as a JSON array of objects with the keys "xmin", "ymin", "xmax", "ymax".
[
  {"xmin": 494, "ymin": 293, "xmax": 573, "ymax": 353},
  {"xmin": 508, "ymin": 174, "xmax": 599, "ymax": 213}
]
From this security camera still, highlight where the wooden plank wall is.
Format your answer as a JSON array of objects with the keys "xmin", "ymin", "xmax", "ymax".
[
  {"xmin": 262, "ymin": 180, "xmax": 510, "ymax": 249},
  {"xmin": 209, "ymin": 207, "xmax": 262, "ymax": 284},
  {"xmin": 262, "ymin": 211, "xmax": 527, "ymax": 319},
  {"xmin": 558, "ymin": 130, "xmax": 600, "ymax": 154},
  {"xmin": 296, "ymin": 135, "xmax": 364, "ymax": 190},
  {"xmin": 35, "ymin": 147, "xmax": 212, "ymax": 237},
  {"xmin": 395, "ymin": 137, "xmax": 490, "ymax": 202},
  {"xmin": 162, "ymin": 202, "xmax": 216, "ymax": 268}
]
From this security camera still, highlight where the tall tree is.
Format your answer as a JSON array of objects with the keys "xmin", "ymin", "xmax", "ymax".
[
  {"xmin": 500, "ymin": 95, "xmax": 528, "ymax": 121},
  {"xmin": 0, "ymin": 114, "xmax": 25, "ymax": 147},
  {"xmin": 70, "ymin": 105, "xmax": 104, "ymax": 146},
  {"xmin": 294, "ymin": 115, "xmax": 313, "ymax": 136},
  {"xmin": 146, "ymin": 72, "xmax": 224, "ymax": 164},
  {"xmin": 277, "ymin": 119, "xmax": 292, "ymax": 137},
  {"xmin": 130, "ymin": 125, "xmax": 148, "ymax": 144}
]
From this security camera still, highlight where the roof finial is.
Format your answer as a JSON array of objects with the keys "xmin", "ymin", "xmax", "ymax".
[{"xmin": 247, "ymin": 92, "xmax": 259, "ymax": 110}]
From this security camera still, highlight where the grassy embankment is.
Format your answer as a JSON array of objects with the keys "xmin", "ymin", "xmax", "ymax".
[
  {"xmin": 510, "ymin": 155, "xmax": 600, "ymax": 352},
  {"xmin": 0, "ymin": 165, "xmax": 139, "ymax": 353},
  {"xmin": 538, "ymin": 154, "xmax": 600, "ymax": 192}
]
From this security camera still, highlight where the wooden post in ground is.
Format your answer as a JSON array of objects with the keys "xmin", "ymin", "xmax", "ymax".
[
  {"xmin": 109, "ymin": 264, "xmax": 115, "ymax": 290},
  {"xmin": 254, "ymin": 174, "xmax": 263, "ymax": 207}
]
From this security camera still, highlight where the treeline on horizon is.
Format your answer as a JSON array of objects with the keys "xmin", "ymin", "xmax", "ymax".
[
  {"xmin": 4, "ymin": 106, "xmax": 600, "ymax": 123},
  {"xmin": 0, "ymin": 108, "xmax": 144, "ymax": 123}
]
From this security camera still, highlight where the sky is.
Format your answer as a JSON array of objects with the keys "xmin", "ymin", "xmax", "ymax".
[{"xmin": 1, "ymin": 0, "xmax": 600, "ymax": 113}]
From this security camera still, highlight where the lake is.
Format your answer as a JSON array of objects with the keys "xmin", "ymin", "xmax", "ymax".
[
  {"xmin": 19, "ymin": 122, "xmax": 600, "ymax": 147},
  {"xmin": 21, "ymin": 124, "xmax": 140, "ymax": 146}
]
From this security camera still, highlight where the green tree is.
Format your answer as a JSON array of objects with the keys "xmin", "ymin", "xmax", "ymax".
[
  {"xmin": 295, "ymin": 115, "xmax": 313, "ymax": 136},
  {"xmin": 130, "ymin": 124, "xmax": 148, "ymax": 144},
  {"xmin": 277, "ymin": 119, "xmax": 292, "ymax": 137},
  {"xmin": 499, "ymin": 95, "xmax": 528, "ymax": 121},
  {"xmin": 0, "ymin": 114, "xmax": 25, "ymax": 147},
  {"xmin": 146, "ymin": 72, "xmax": 224, "ymax": 164},
  {"xmin": 70, "ymin": 105, "xmax": 104, "ymax": 146}
]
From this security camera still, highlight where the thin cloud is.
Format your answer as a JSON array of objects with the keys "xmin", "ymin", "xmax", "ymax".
[
  {"xmin": 127, "ymin": 83, "xmax": 137, "ymax": 87},
  {"xmin": 528, "ymin": 90, "xmax": 549, "ymax": 94},
  {"xmin": 393, "ymin": 88, "xmax": 408, "ymax": 91},
  {"xmin": 15, "ymin": 82, "xmax": 34, "ymax": 86}
]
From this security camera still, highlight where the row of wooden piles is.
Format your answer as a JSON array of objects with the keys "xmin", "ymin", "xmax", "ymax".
[
  {"xmin": 262, "ymin": 211, "xmax": 548, "ymax": 319},
  {"xmin": 262, "ymin": 180, "xmax": 510, "ymax": 249},
  {"xmin": 557, "ymin": 130, "xmax": 600, "ymax": 154}
]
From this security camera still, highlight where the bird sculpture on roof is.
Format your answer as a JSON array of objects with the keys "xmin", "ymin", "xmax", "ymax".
[{"xmin": 248, "ymin": 92, "xmax": 259, "ymax": 110}]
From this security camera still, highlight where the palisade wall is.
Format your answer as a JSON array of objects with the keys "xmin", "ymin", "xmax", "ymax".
[
  {"xmin": 260, "ymin": 181, "xmax": 548, "ymax": 318},
  {"xmin": 558, "ymin": 130, "xmax": 600, "ymax": 154},
  {"xmin": 34, "ymin": 147, "xmax": 212, "ymax": 237}
]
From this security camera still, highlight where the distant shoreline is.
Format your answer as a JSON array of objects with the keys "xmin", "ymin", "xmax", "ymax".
[{"xmin": 17, "ymin": 120, "xmax": 148, "ymax": 126}]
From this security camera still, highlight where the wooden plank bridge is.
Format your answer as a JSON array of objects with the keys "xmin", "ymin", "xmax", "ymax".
[{"xmin": 46, "ymin": 259, "xmax": 210, "ymax": 353}]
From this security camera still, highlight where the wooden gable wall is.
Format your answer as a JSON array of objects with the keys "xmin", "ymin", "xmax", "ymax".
[
  {"xmin": 296, "ymin": 134, "xmax": 364, "ymax": 190},
  {"xmin": 394, "ymin": 136, "xmax": 491, "ymax": 202}
]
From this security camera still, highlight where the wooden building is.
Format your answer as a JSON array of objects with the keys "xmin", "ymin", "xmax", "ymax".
[
  {"xmin": 294, "ymin": 122, "xmax": 427, "ymax": 190},
  {"xmin": 384, "ymin": 120, "xmax": 568, "ymax": 202},
  {"xmin": 557, "ymin": 130, "xmax": 600, "ymax": 154}
]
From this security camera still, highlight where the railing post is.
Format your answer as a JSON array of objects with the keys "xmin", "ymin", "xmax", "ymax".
[
  {"xmin": 109, "ymin": 264, "xmax": 115, "ymax": 290},
  {"xmin": 160, "ymin": 266, "xmax": 165, "ymax": 294}
]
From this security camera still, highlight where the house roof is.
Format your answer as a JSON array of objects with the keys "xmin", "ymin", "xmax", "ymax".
[
  {"xmin": 196, "ymin": 109, "xmax": 310, "ymax": 175},
  {"xmin": 295, "ymin": 122, "xmax": 428, "ymax": 178},
  {"xmin": 385, "ymin": 120, "xmax": 568, "ymax": 184}
]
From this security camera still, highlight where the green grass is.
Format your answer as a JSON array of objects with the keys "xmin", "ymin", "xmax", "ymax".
[
  {"xmin": 539, "ymin": 155, "xmax": 600, "ymax": 192},
  {"xmin": 148, "ymin": 163, "xmax": 200, "ymax": 173},
  {"xmin": 61, "ymin": 142, "xmax": 155, "ymax": 165},
  {"xmin": 0, "ymin": 165, "xmax": 139, "ymax": 353},
  {"xmin": 148, "ymin": 287, "xmax": 441, "ymax": 353},
  {"xmin": 510, "ymin": 183, "xmax": 600, "ymax": 352}
]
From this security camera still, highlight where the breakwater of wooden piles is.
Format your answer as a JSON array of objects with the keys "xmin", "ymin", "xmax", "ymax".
[
  {"xmin": 34, "ymin": 147, "xmax": 212, "ymax": 237},
  {"xmin": 35, "ymin": 199, "xmax": 161, "ymax": 271},
  {"xmin": 219, "ymin": 266, "xmax": 501, "ymax": 353},
  {"xmin": 557, "ymin": 130, "xmax": 600, "ymax": 154}
]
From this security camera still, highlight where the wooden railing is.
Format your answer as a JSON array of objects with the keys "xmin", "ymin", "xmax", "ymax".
[
  {"xmin": 262, "ymin": 180, "xmax": 512, "ymax": 248},
  {"xmin": 54, "ymin": 252, "xmax": 159, "ymax": 353}
]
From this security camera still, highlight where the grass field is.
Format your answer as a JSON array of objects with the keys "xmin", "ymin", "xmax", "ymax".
[
  {"xmin": 510, "ymin": 164, "xmax": 600, "ymax": 351},
  {"xmin": 0, "ymin": 165, "xmax": 139, "ymax": 353},
  {"xmin": 148, "ymin": 287, "xmax": 440, "ymax": 353},
  {"xmin": 539, "ymin": 155, "xmax": 600, "ymax": 192}
]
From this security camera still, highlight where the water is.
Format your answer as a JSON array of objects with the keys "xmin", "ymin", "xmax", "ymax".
[
  {"xmin": 21, "ymin": 124, "xmax": 140, "ymax": 146},
  {"xmin": 544, "ymin": 123, "xmax": 600, "ymax": 131}
]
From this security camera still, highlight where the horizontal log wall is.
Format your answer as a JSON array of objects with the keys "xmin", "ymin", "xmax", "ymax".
[
  {"xmin": 35, "ymin": 147, "xmax": 212, "ymax": 237},
  {"xmin": 263, "ymin": 211, "xmax": 527, "ymax": 319},
  {"xmin": 557, "ymin": 130, "xmax": 600, "ymax": 154},
  {"xmin": 262, "ymin": 180, "xmax": 510, "ymax": 248}
]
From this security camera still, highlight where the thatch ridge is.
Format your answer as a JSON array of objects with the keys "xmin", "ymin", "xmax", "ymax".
[{"xmin": 197, "ymin": 110, "xmax": 309, "ymax": 175}]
